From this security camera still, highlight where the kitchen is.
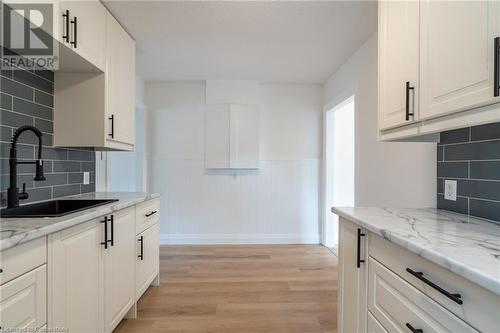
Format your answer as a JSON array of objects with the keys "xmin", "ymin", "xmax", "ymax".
[{"xmin": 0, "ymin": 1, "xmax": 499, "ymax": 333}]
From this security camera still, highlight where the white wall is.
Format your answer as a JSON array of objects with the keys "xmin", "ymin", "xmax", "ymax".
[
  {"xmin": 146, "ymin": 82, "xmax": 323, "ymax": 244},
  {"xmin": 323, "ymin": 34, "xmax": 436, "ymax": 244}
]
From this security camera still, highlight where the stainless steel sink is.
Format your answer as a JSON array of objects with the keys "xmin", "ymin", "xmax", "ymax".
[{"xmin": 0, "ymin": 199, "xmax": 119, "ymax": 218}]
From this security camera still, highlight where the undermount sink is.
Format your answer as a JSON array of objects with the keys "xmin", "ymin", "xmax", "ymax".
[{"xmin": 0, "ymin": 199, "xmax": 119, "ymax": 218}]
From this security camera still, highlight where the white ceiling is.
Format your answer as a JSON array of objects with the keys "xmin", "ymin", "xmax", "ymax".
[{"xmin": 104, "ymin": 1, "xmax": 377, "ymax": 83}]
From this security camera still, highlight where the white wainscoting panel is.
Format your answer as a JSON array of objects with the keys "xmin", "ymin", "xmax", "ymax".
[{"xmin": 150, "ymin": 158, "xmax": 320, "ymax": 244}]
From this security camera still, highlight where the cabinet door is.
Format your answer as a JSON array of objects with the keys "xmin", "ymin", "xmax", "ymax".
[
  {"xmin": 49, "ymin": 219, "xmax": 104, "ymax": 333},
  {"xmin": 230, "ymin": 104, "xmax": 259, "ymax": 169},
  {"xmin": 104, "ymin": 207, "xmax": 136, "ymax": 333},
  {"xmin": 0, "ymin": 265, "xmax": 46, "ymax": 330},
  {"xmin": 136, "ymin": 224, "xmax": 160, "ymax": 300},
  {"xmin": 61, "ymin": 0, "xmax": 107, "ymax": 71},
  {"xmin": 338, "ymin": 218, "xmax": 367, "ymax": 333},
  {"xmin": 105, "ymin": 12, "xmax": 136, "ymax": 147},
  {"xmin": 378, "ymin": 0, "xmax": 420, "ymax": 130},
  {"xmin": 420, "ymin": 0, "xmax": 500, "ymax": 120},
  {"xmin": 205, "ymin": 104, "xmax": 231, "ymax": 168}
]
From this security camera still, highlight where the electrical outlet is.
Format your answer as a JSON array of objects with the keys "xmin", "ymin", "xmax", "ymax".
[
  {"xmin": 83, "ymin": 172, "xmax": 90, "ymax": 185},
  {"xmin": 444, "ymin": 179, "xmax": 457, "ymax": 201}
]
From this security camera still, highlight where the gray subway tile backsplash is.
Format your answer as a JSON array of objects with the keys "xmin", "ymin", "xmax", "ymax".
[
  {"xmin": 0, "ymin": 67, "xmax": 96, "ymax": 207},
  {"xmin": 437, "ymin": 121, "xmax": 500, "ymax": 222}
]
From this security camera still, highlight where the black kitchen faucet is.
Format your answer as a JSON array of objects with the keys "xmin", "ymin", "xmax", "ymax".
[{"xmin": 7, "ymin": 125, "xmax": 46, "ymax": 209}]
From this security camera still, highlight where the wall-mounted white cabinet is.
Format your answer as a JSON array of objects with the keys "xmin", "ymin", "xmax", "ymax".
[
  {"xmin": 57, "ymin": 0, "xmax": 107, "ymax": 72},
  {"xmin": 378, "ymin": 0, "xmax": 500, "ymax": 141},
  {"xmin": 205, "ymin": 104, "xmax": 260, "ymax": 169},
  {"xmin": 54, "ymin": 12, "xmax": 136, "ymax": 151},
  {"xmin": 378, "ymin": 0, "xmax": 419, "ymax": 130}
]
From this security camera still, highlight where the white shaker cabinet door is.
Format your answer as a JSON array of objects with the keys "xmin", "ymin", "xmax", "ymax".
[
  {"xmin": 205, "ymin": 104, "xmax": 231, "ymax": 168},
  {"xmin": 378, "ymin": 0, "xmax": 420, "ymax": 130},
  {"xmin": 136, "ymin": 224, "xmax": 160, "ymax": 300},
  {"xmin": 230, "ymin": 104, "xmax": 259, "ymax": 169},
  {"xmin": 105, "ymin": 11, "xmax": 136, "ymax": 147},
  {"xmin": 338, "ymin": 218, "xmax": 368, "ymax": 333},
  {"xmin": 49, "ymin": 219, "xmax": 104, "ymax": 333},
  {"xmin": 419, "ymin": 0, "xmax": 500, "ymax": 120},
  {"xmin": 104, "ymin": 207, "xmax": 136, "ymax": 333},
  {"xmin": 60, "ymin": 0, "xmax": 107, "ymax": 71}
]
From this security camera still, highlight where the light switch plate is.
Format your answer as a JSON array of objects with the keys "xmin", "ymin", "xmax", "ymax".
[
  {"xmin": 83, "ymin": 172, "xmax": 90, "ymax": 185},
  {"xmin": 444, "ymin": 179, "xmax": 457, "ymax": 201}
]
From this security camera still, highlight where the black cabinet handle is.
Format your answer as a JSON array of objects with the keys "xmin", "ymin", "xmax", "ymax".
[
  {"xmin": 108, "ymin": 215, "xmax": 114, "ymax": 246},
  {"xmin": 101, "ymin": 216, "xmax": 108, "ymax": 249},
  {"xmin": 108, "ymin": 115, "xmax": 114, "ymax": 138},
  {"xmin": 62, "ymin": 10, "xmax": 70, "ymax": 43},
  {"xmin": 494, "ymin": 37, "xmax": 499, "ymax": 97},
  {"xmin": 406, "ymin": 323, "xmax": 423, "ymax": 333},
  {"xmin": 356, "ymin": 228, "xmax": 366, "ymax": 268},
  {"xmin": 138, "ymin": 236, "xmax": 144, "ymax": 260},
  {"xmin": 145, "ymin": 210, "xmax": 157, "ymax": 217},
  {"xmin": 406, "ymin": 268, "xmax": 463, "ymax": 304},
  {"xmin": 70, "ymin": 16, "xmax": 77, "ymax": 48},
  {"xmin": 405, "ymin": 81, "xmax": 415, "ymax": 121}
]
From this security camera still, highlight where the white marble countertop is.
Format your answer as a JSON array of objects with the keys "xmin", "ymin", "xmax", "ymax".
[
  {"xmin": 332, "ymin": 207, "xmax": 500, "ymax": 296},
  {"xmin": 1, "ymin": 192, "xmax": 161, "ymax": 251}
]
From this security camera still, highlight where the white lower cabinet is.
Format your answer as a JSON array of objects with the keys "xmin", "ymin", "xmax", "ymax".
[
  {"xmin": 0, "ymin": 265, "xmax": 47, "ymax": 330},
  {"xmin": 49, "ymin": 219, "xmax": 103, "ymax": 333},
  {"xmin": 338, "ymin": 218, "xmax": 368, "ymax": 333},
  {"xmin": 136, "ymin": 224, "xmax": 160, "ymax": 300},
  {"xmin": 104, "ymin": 207, "xmax": 136, "ymax": 333},
  {"xmin": 338, "ymin": 217, "xmax": 500, "ymax": 333},
  {"xmin": 44, "ymin": 199, "xmax": 160, "ymax": 333}
]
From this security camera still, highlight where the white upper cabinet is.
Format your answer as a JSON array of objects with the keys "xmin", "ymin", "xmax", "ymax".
[
  {"xmin": 205, "ymin": 104, "xmax": 260, "ymax": 169},
  {"xmin": 419, "ymin": 0, "xmax": 500, "ymax": 120},
  {"xmin": 378, "ymin": 0, "xmax": 420, "ymax": 130},
  {"xmin": 57, "ymin": 0, "xmax": 107, "ymax": 71},
  {"xmin": 378, "ymin": 0, "xmax": 500, "ymax": 141},
  {"xmin": 105, "ymin": 12, "xmax": 136, "ymax": 147},
  {"xmin": 54, "ymin": 9, "xmax": 135, "ymax": 151}
]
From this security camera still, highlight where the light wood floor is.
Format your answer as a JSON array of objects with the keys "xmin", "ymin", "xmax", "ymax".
[{"xmin": 114, "ymin": 245, "xmax": 338, "ymax": 333}]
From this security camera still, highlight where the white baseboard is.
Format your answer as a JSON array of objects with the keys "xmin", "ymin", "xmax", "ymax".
[{"xmin": 160, "ymin": 233, "xmax": 321, "ymax": 245}]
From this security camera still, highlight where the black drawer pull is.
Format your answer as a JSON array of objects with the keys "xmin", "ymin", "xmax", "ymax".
[
  {"xmin": 108, "ymin": 215, "xmax": 114, "ymax": 246},
  {"xmin": 70, "ymin": 16, "xmax": 77, "ymax": 48},
  {"xmin": 145, "ymin": 210, "xmax": 157, "ymax": 217},
  {"xmin": 405, "ymin": 81, "xmax": 415, "ymax": 121},
  {"xmin": 494, "ymin": 37, "xmax": 499, "ymax": 97},
  {"xmin": 138, "ymin": 236, "xmax": 144, "ymax": 260},
  {"xmin": 406, "ymin": 323, "xmax": 423, "ymax": 333},
  {"xmin": 356, "ymin": 228, "xmax": 365, "ymax": 268},
  {"xmin": 100, "ymin": 216, "xmax": 108, "ymax": 249},
  {"xmin": 62, "ymin": 10, "xmax": 70, "ymax": 43},
  {"xmin": 108, "ymin": 115, "xmax": 114, "ymax": 138},
  {"xmin": 406, "ymin": 268, "xmax": 463, "ymax": 305}
]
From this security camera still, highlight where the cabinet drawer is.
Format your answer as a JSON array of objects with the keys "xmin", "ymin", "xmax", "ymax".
[
  {"xmin": 369, "ymin": 233, "xmax": 500, "ymax": 333},
  {"xmin": 135, "ymin": 198, "xmax": 160, "ymax": 234},
  {"xmin": 1, "ymin": 237, "xmax": 46, "ymax": 285},
  {"xmin": 368, "ymin": 257, "xmax": 477, "ymax": 333},
  {"xmin": 368, "ymin": 312, "xmax": 389, "ymax": 333},
  {"xmin": 0, "ymin": 265, "xmax": 47, "ymax": 330}
]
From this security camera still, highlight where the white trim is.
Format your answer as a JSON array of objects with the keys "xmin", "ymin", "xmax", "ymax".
[{"xmin": 160, "ymin": 233, "xmax": 321, "ymax": 245}]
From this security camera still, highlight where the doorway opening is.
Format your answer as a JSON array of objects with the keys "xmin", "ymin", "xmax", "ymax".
[{"xmin": 324, "ymin": 95, "xmax": 355, "ymax": 248}]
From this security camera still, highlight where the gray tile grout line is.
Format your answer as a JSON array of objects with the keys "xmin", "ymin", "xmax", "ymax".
[
  {"xmin": 438, "ymin": 137, "xmax": 500, "ymax": 146},
  {"xmin": 9, "ymin": 66, "xmax": 55, "ymax": 85},
  {"xmin": 1, "ymin": 91, "xmax": 55, "ymax": 111},
  {"xmin": 437, "ymin": 194, "xmax": 500, "ymax": 204},
  {"xmin": 0, "ymin": 74, "xmax": 54, "ymax": 96},
  {"xmin": 437, "ymin": 177, "xmax": 500, "ymax": 182}
]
